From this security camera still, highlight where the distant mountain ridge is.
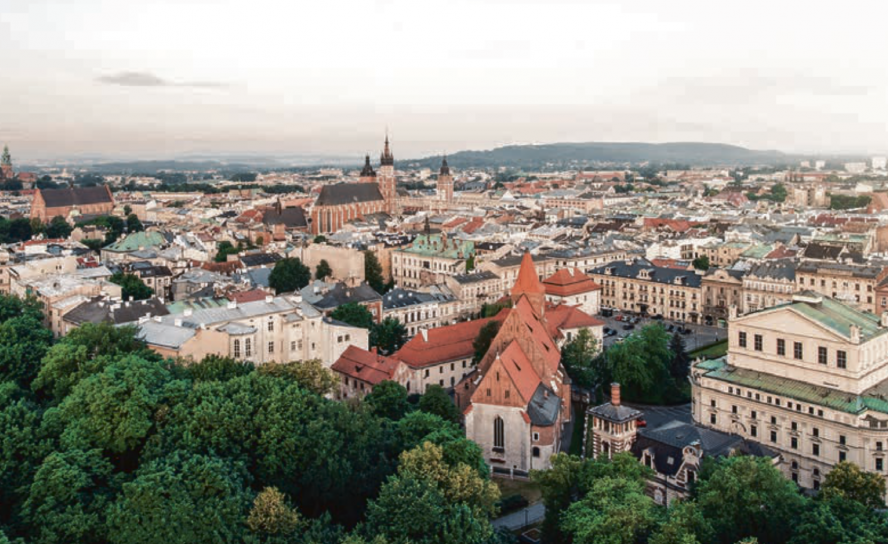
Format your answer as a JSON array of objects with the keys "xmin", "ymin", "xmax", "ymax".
[{"xmin": 405, "ymin": 141, "xmax": 802, "ymax": 169}]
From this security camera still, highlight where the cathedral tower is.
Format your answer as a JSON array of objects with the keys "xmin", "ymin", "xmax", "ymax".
[
  {"xmin": 437, "ymin": 155, "xmax": 453, "ymax": 203},
  {"xmin": 378, "ymin": 135, "xmax": 398, "ymax": 215},
  {"xmin": 359, "ymin": 154, "xmax": 376, "ymax": 183}
]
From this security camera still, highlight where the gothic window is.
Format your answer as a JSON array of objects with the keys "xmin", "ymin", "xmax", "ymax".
[{"xmin": 493, "ymin": 416, "xmax": 505, "ymax": 451}]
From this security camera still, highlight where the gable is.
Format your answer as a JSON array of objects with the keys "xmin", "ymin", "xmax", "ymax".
[{"xmin": 735, "ymin": 307, "xmax": 849, "ymax": 342}]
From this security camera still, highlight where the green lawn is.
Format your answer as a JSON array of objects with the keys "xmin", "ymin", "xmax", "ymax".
[{"xmin": 689, "ymin": 338, "xmax": 728, "ymax": 359}]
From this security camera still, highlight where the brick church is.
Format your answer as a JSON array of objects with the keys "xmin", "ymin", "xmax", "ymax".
[{"xmin": 461, "ymin": 251, "xmax": 573, "ymax": 475}]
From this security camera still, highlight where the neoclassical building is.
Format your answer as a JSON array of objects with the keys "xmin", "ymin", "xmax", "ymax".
[{"xmin": 693, "ymin": 292, "xmax": 888, "ymax": 496}]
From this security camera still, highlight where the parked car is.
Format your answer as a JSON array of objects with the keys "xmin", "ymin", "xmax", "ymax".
[
  {"xmin": 652, "ymin": 314, "xmax": 664, "ymax": 320},
  {"xmin": 666, "ymin": 324, "xmax": 675, "ymax": 332},
  {"xmin": 681, "ymin": 327, "xmax": 692, "ymax": 335},
  {"xmin": 622, "ymin": 323, "xmax": 635, "ymax": 331}
]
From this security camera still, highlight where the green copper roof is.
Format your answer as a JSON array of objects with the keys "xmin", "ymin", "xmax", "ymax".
[
  {"xmin": 697, "ymin": 357, "xmax": 888, "ymax": 416},
  {"xmin": 740, "ymin": 244, "xmax": 775, "ymax": 259},
  {"xmin": 104, "ymin": 231, "xmax": 167, "ymax": 253},
  {"xmin": 789, "ymin": 293, "xmax": 883, "ymax": 341},
  {"xmin": 398, "ymin": 234, "xmax": 474, "ymax": 259}
]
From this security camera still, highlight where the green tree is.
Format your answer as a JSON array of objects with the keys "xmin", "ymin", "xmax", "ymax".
[
  {"xmin": 819, "ymin": 460, "xmax": 886, "ymax": 508},
  {"xmin": 246, "ymin": 486, "xmax": 304, "ymax": 537},
  {"xmin": 472, "ymin": 321, "xmax": 501, "ymax": 364},
  {"xmin": 418, "ymin": 384, "xmax": 460, "ymax": 424},
  {"xmin": 330, "ymin": 303, "xmax": 374, "ymax": 330},
  {"xmin": 109, "ymin": 272, "xmax": 153, "ymax": 301},
  {"xmin": 215, "ymin": 240, "xmax": 240, "ymax": 262},
  {"xmin": 123, "ymin": 205, "xmax": 132, "ymax": 216},
  {"xmin": 0, "ymin": 312, "xmax": 54, "ymax": 387},
  {"xmin": 315, "ymin": 259, "xmax": 333, "ymax": 280},
  {"xmin": 370, "ymin": 317, "xmax": 407, "ymax": 355},
  {"xmin": 694, "ymin": 455, "xmax": 805, "ymax": 544},
  {"xmin": 1, "ymin": 145, "xmax": 10, "ymax": 166},
  {"xmin": 268, "ymin": 257, "xmax": 311, "ymax": 294},
  {"xmin": 669, "ymin": 333, "xmax": 691, "ymax": 383},
  {"xmin": 256, "ymin": 359, "xmax": 338, "ymax": 397},
  {"xmin": 81, "ymin": 238, "xmax": 104, "ymax": 252},
  {"xmin": 606, "ymin": 323, "xmax": 675, "ymax": 403},
  {"xmin": 789, "ymin": 496, "xmax": 888, "ymax": 544},
  {"xmin": 21, "ymin": 449, "xmax": 115, "ymax": 544},
  {"xmin": 364, "ymin": 380, "xmax": 410, "ymax": 421},
  {"xmin": 186, "ymin": 354, "xmax": 253, "ymax": 383},
  {"xmin": 126, "ymin": 214, "xmax": 144, "ymax": 232},
  {"xmin": 692, "ymin": 256, "xmax": 710, "ymax": 271},
  {"xmin": 531, "ymin": 453, "xmax": 584, "ymax": 544},
  {"xmin": 364, "ymin": 251, "xmax": 385, "ymax": 294},
  {"xmin": 313, "ymin": 235, "xmax": 326, "ymax": 244},
  {"xmin": 45, "ymin": 216, "xmax": 72, "ymax": 239},
  {"xmin": 561, "ymin": 328, "xmax": 602, "ymax": 389},
  {"xmin": 650, "ymin": 500, "xmax": 714, "ymax": 544},
  {"xmin": 107, "ymin": 451, "xmax": 252, "ymax": 544},
  {"xmin": 466, "ymin": 254, "xmax": 475, "ymax": 272}
]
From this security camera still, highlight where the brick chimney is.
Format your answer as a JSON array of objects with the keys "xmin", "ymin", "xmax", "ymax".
[{"xmin": 611, "ymin": 382, "xmax": 621, "ymax": 406}]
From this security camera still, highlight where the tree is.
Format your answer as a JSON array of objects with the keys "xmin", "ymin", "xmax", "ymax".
[
  {"xmin": 531, "ymin": 453, "xmax": 584, "ymax": 544},
  {"xmin": 45, "ymin": 216, "xmax": 72, "ymax": 239},
  {"xmin": 364, "ymin": 251, "xmax": 385, "ymax": 294},
  {"xmin": 315, "ymin": 259, "xmax": 333, "ymax": 280},
  {"xmin": 370, "ymin": 317, "xmax": 407, "ymax": 355},
  {"xmin": 107, "ymin": 451, "xmax": 252, "ymax": 544},
  {"xmin": 330, "ymin": 303, "xmax": 374, "ymax": 330},
  {"xmin": 692, "ymin": 256, "xmax": 710, "ymax": 271},
  {"xmin": 6, "ymin": 217, "xmax": 32, "ymax": 242},
  {"xmin": 81, "ymin": 238, "xmax": 104, "ymax": 252},
  {"xmin": 561, "ymin": 328, "xmax": 602, "ymax": 389},
  {"xmin": 1, "ymin": 145, "xmax": 10, "ymax": 166},
  {"xmin": 109, "ymin": 272, "xmax": 153, "ymax": 301},
  {"xmin": 126, "ymin": 213, "xmax": 144, "ymax": 232},
  {"xmin": 606, "ymin": 323, "xmax": 676, "ymax": 404},
  {"xmin": 650, "ymin": 500, "xmax": 715, "ymax": 544},
  {"xmin": 465, "ymin": 254, "xmax": 475, "ymax": 273},
  {"xmin": 123, "ymin": 205, "xmax": 132, "ymax": 216},
  {"xmin": 21, "ymin": 448, "xmax": 115, "ymax": 544},
  {"xmin": 215, "ymin": 240, "xmax": 241, "ymax": 262},
  {"xmin": 789, "ymin": 496, "xmax": 888, "ymax": 544},
  {"xmin": 669, "ymin": 333, "xmax": 691, "ymax": 383},
  {"xmin": 820, "ymin": 461, "xmax": 886, "ymax": 508},
  {"xmin": 472, "ymin": 321, "xmax": 501, "ymax": 364},
  {"xmin": 560, "ymin": 475, "xmax": 658, "ymax": 544},
  {"xmin": 268, "ymin": 257, "xmax": 311, "ymax": 294},
  {"xmin": 418, "ymin": 384, "xmax": 460, "ymax": 424},
  {"xmin": 246, "ymin": 487, "xmax": 303, "ymax": 537},
  {"xmin": 256, "ymin": 359, "xmax": 338, "ymax": 397},
  {"xmin": 694, "ymin": 455, "xmax": 805, "ymax": 544},
  {"xmin": 313, "ymin": 235, "xmax": 327, "ymax": 244},
  {"xmin": 364, "ymin": 380, "xmax": 410, "ymax": 420},
  {"xmin": 185, "ymin": 354, "xmax": 253, "ymax": 383}
]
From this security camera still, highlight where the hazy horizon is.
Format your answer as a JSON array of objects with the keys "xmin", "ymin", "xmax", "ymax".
[{"xmin": 3, "ymin": 0, "xmax": 888, "ymax": 162}]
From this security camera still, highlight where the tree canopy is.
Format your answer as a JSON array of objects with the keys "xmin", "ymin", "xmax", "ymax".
[
  {"xmin": 109, "ymin": 272, "xmax": 153, "ymax": 301},
  {"xmin": 268, "ymin": 257, "xmax": 311, "ymax": 294}
]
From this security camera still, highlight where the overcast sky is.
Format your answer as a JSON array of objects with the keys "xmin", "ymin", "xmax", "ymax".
[{"xmin": 2, "ymin": 0, "xmax": 887, "ymax": 161}]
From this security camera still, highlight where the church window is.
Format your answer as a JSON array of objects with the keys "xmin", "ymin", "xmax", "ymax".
[{"xmin": 493, "ymin": 416, "xmax": 505, "ymax": 451}]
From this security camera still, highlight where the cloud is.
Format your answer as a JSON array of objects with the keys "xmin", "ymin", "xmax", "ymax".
[{"xmin": 96, "ymin": 71, "xmax": 227, "ymax": 89}]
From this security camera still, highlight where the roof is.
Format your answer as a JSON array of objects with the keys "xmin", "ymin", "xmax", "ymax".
[
  {"xmin": 512, "ymin": 251, "xmax": 546, "ymax": 298},
  {"xmin": 104, "ymin": 231, "xmax": 167, "ymax": 253},
  {"xmin": 588, "ymin": 259, "xmax": 703, "ymax": 288},
  {"xmin": 544, "ymin": 304, "xmax": 604, "ymax": 338},
  {"xmin": 450, "ymin": 270, "xmax": 500, "ymax": 284},
  {"xmin": 332, "ymin": 345, "xmax": 402, "ymax": 385},
  {"xmin": 310, "ymin": 282, "xmax": 381, "ymax": 311},
  {"xmin": 262, "ymin": 206, "xmax": 307, "ymax": 228},
  {"xmin": 527, "ymin": 383, "xmax": 560, "ymax": 426},
  {"xmin": 239, "ymin": 252, "xmax": 283, "ymax": 268},
  {"xmin": 38, "ymin": 186, "xmax": 113, "ymax": 208},
  {"xmin": 589, "ymin": 401, "xmax": 643, "ymax": 423},
  {"xmin": 542, "ymin": 268, "xmax": 601, "ymax": 297},
  {"xmin": 394, "ymin": 312, "xmax": 507, "ymax": 368},
  {"xmin": 315, "ymin": 183, "xmax": 384, "ymax": 206},
  {"xmin": 497, "ymin": 341, "xmax": 541, "ymax": 403},
  {"xmin": 382, "ymin": 288, "xmax": 438, "ymax": 310},
  {"xmin": 64, "ymin": 296, "xmax": 170, "ymax": 326}
]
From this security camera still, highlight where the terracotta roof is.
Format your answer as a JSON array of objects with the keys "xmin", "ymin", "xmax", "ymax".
[
  {"xmin": 331, "ymin": 345, "xmax": 402, "ymax": 385},
  {"xmin": 461, "ymin": 217, "xmax": 485, "ymax": 234},
  {"xmin": 201, "ymin": 261, "xmax": 240, "ymax": 275},
  {"xmin": 497, "ymin": 341, "xmax": 541, "ymax": 403},
  {"xmin": 512, "ymin": 251, "xmax": 546, "ymax": 298},
  {"xmin": 512, "ymin": 297, "xmax": 560, "ymax": 373},
  {"xmin": 649, "ymin": 259, "xmax": 693, "ymax": 270},
  {"xmin": 227, "ymin": 289, "xmax": 270, "ymax": 304},
  {"xmin": 545, "ymin": 303, "xmax": 604, "ymax": 340},
  {"xmin": 542, "ymin": 268, "xmax": 601, "ymax": 297},
  {"xmin": 394, "ymin": 311, "xmax": 507, "ymax": 368}
]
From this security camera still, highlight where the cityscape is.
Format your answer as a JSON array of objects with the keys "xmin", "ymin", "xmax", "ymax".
[{"xmin": 3, "ymin": 1, "xmax": 888, "ymax": 543}]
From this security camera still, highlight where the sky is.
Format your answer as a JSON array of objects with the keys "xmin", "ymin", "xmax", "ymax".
[{"xmin": 1, "ymin": 0, "xmax": 887, "ymax": 162}]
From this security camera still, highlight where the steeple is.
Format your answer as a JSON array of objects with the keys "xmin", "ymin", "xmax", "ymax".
[
  {"xmin": 511, "ymin": 250, "xmax": 546, "ymax": 314},
  {"xmin": 440, "ymin": 155, "xmax": 450, "ymax": 176},
  {"xmin": 360, "ymin": 154, "xmax": 376, "ymax": 178},
  {"xmin": 380, "ymin": 134, "xmax": 394, "ymax": 166}
]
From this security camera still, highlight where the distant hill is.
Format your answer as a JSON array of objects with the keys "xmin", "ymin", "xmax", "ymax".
[{"xmin": 404, "ymin": 142, "xmax": 801, "ymax": 170}]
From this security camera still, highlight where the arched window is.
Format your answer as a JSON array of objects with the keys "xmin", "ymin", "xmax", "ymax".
[{"xmin": 493, "ymin": 416, "xmax": 505, "ymax": 451}]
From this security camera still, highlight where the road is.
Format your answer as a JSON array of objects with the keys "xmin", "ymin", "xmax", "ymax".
[
  {"xmin": 492, "ymin": 502, "xmax": 545, "ymax": 531},
  {"xmin": 599, "ymin": 313, "xmax": 725, "ymax": 351}
]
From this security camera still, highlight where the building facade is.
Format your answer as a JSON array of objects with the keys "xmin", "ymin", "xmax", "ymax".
[{"xmin": 391, "ymin": 234, "xmax": 475, "ymax": 289}]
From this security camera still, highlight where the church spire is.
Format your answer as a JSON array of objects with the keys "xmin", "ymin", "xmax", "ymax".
[
  {"xmin": 511, "ymin": 250, "xmax": 546, "ymax": 315},
  {"xmin": 440, "ymin": 154, "xmax": 450, "ymax": 176},
  {"xmin": 380, "ymin": 133, "xmax": 394, "ymax": 166},
  {"xmin": 360, "ymin": 154, "xmax": 376, "ymax": 178}
]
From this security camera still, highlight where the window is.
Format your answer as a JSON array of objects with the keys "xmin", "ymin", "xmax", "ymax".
[
  {"xmin": 840, "ymin": 435, "xmax": 847, "ymax": 446},
  {"xmin": 751, "ymin": 425, "xmax": 757, "ymax": 437},
  {"xmin": 770, "ymin": 430, "xmax": 777, "ymax": 443},
  {"xmin": 245, "ymin": 339, "xmax": 252, "ymax": 357},
  {"xmin": 533, "ymin": 432, "xmax": 540, "ymax": 442},
  {"xmin": 710, "ymin": 413, "xmax": 717, "ymax": 425},
  {"xmin": 751, "ymin": 410, "xmax": 757, "ymax": 420},
  {"xmin": 812, "ymin": 427, "xmax": 819, "ymax": 437},
  {"xmin": 268, "ymin": 341, "xmax": 274, "ymax": 354},
  {"xmin": 878, "ymin": 442, "xmax": 883, "ymax": 452},
  {"xmin": 818, "ymin": 346, "xmax": 828, "ymax": 365},
  {"xmin": 812, "ymin": 443, "xmax": 820, "ymax": 457},
  {"xmin": 739, "ymin": 331, "xmax": 747, "ymax": 348},
  {"xmin": 493, "ymin": 416, "xmax": 505, "ymax": 451},
  {"xmin": 234, "ymin": 339, "xmax": 241, "ymax": 358},
  {"xmin": 532, "ymin": 446, "xmax": 540, "ymax": 458},
  {"xmin": 732, "ymin": 405, "xmax": 738, "ymax": 414},
  {"xmin": 791, "ymin": 421, "xmax": 798, "ymax": 431},
  {"xmin": 711, "ymin": 399, "xmax": 716, "ymax": 407},
  {"xmin": 754, "ymin": 334, "xmax": 763, "ymax": 351},
  {"xmin": 290, "ymin": 341, "xmax": 296, "ymax": 351},
  {"xmin": 794, "ymin": 342, "xmax": 803, "ymax": 360},
  {"xmin": 840, "ymin": 451, "xmax": 847, "ymax": 462},
  {"xmin": 837, "ymin": 350, "xmax": 847, "ymax": 369},
  {"xmin": 777, "ymin": 338, "xmax": 786, "ymax": 356},
  {"xmin": 878, "ymin": 458, "xmax": 884, "ymax": 472},
  {"xmin": 424, "ymin": 369, "xmax": 430, "ymax": 378},
  {"xmin": 267, "ymin": 320, "xmax": 274, "ymax": 332},
  {"xmin": 791, "ymin": 437, "xmax": 798, "ymax": 449},
  {"xmin": 771, "ymin": 416, "xmax": 777, "ymax": 424}
]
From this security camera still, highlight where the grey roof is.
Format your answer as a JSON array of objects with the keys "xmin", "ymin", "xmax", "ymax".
[
  {"xmin": 240, "ymin": 252, "xmax": 283, "ymax": 268},
  {"xmin": 493, "ymin": 252, "xmax": 554, "ymax": 268},
  {"xmin": 746, "ymin": 259, "xmax": 796, "ymax": 281},
  {"xmin": 588, "ymin": 259, "xmax": 703, "ymax": 288},
  {"xmin": 589, "ymin": 402, "xmax": 643, "ymax": 423},
  {"xmin": 310, "ymin": 282, "xmax": 381, "ymax": 311},
  {"xmin": 450, "ymin": 270, "xmax": 500, "ymax": 284},
  {"xmin": 796, "ymin": 261, "xmax": 883, "ymax": 279},
  {"xmin": 243, "ymin": 267, "xmax": 272, "ymax": 288},
  {"xmin": 527, "ymin": 384, "xmax": 560, "ymax": 426},
  {"xmin": 315, "ymin": 183, "xmax": 384, "ymax": 206},
  {"xmin": 262, "ymin": 206, "xmax": 307, "ymax": 228},
  {"xmin": 64, "ymin": 297, "xmax": 170, "ymax": 326},
  {"xmin": 173, "ymin": 269, "xmax": 227, "ymax": 285},
  {"xmin": 137, "ymin": 321, "xmax": 196, "ymax": 348},
  {"xmin": 39, "ymin": 186, "xmax": 113, "ymax": 208},
  {"xmin": 383, "ymin": 288, "xmax": 438, "ymax": 310},
  {"xmin": 156, "ymin": 296, "xmax": 299, "ymax": 329}
]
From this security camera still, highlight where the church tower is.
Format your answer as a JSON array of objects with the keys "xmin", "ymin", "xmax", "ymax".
[
  {"xmin": 359, "ymin": 154, "xmax": 376, "ymax": 183},
  {"xmin": 511, "ymin": 250, "xmax": 546, "ymax": 316},
  {"xmin": 378, "ymin": 135, "xmax": 398, "ymax": 215},
  {"xmin": 437, "ymin": 155, "xmax": 453, "ymax": 203}
]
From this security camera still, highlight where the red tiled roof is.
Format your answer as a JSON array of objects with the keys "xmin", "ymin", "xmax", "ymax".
[
  {"xmin": 228, "ymin": 289, "xmax": 269, "ymax": 304},
  {"xmin": 643, "ymin": 218, "xmax": 701, "ymax": 233},
  {"xmin": 650, "ymin": 259, "xmax": 693, "ymax": 270},
  {"xmin": 764, "ymin": 246, "xmax": 797, "ymax": 260},
  {"xmin": 394, "ymin": 311, "xmax": 508, "ymax": 368},
  {"xmin": 497, "ymin": 340, "xmax": 541, "ymax": 403},
  {"xmin": 461, "ymin": 217, "xmax": 485, "ymax": 234},
  {"xmin": 201, "ymin": 261, "xmax": 240, "ymax": 274},
  {"xmin": 542, "ymin": 268, "xmax": 601, "ymax": 297},
  {"xmin": 512, "ymin": 251, "xmax": 546, "ymax": 298},
  {"xmin": 545, "ymin": 303, "xmax": 604, "ymax": 340},
  {"xmin": 331, "ymin": 345, "xmax": 402, "ymax": 385},
  {"xmin": 512, "ymin": 297, "xmax": 560, "ymax": 373}
]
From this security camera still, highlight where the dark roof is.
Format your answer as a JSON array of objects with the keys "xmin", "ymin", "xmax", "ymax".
[
  {"xmin": 451, "ymin": 270, "xmax": 500, "ymax": 284},
  {"xmin": 239, "ymin": 252, "xmax": 283, "ymax": 268},
  {"xmin": 262, "ymin": 206, "xmax": 307, "ymax": 228},
  {"xmin": 135, "ymin": 265, "xmax": 173, "ymax": 278},
  {"xmin": 527, "ymin": 384, "xmax": 560, "ymax": 426},
  {"xmin": 589, "ymin": 402, "xmax": 643, "ymax": 424},
  {"xmin": 39, "ymin": 186, "xmax": 113, "ymax": 208},
  {"xmin": 316, "ymin": 183, "xmax": 384, "ymax": 206},
  {"xmin": 440, "ymin": 156, "xmax": 450, "ymax": 175},
  {"xmin": 360, "ymin": 155, "xmax": 376, "ymax": 177},
  {"xmin": 382, "ymin": 288, "xmax": 437, "ymax": 310},
  {"xmin": 64, "ymin": 297, "xmax": 169, "ymax": 326},
  {"xmin": 588, "ymin": 259, "xmax": 703, "ymax": 288},
  {"xmin": 747, "ymin": 259, "xmax": 796, "ymax": 281},
  {"xmin": 311, "ymin": 282, "xmax": 382, "ymax": 311}
]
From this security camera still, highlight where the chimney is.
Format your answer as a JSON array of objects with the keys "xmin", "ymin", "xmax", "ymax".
[
  {"xmin": 174, "ymin": 318, "xmax": 182, "ymax": 327},
  {"xmin": 421, "ymin": 328, "xmax": 428, "ymax": 342},
  {"xmin": 183, "ymin": 308, "xmax": 192, "ymax": 317},
  {"xmin": 265, "ymin": 295, "xmax": 273, "ymax": 303},
  {"xmin": 611, "ymin": 382, "xmax": 621, "ymax": 406}
]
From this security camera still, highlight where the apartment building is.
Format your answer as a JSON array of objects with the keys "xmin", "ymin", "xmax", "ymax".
[
  {"xmin": 587, "ymin": 259, "xmax": 703, "ymax": 323},
  {"xmin": 795, "ymin": 262, "xmax": 887, "ymax": 314},
  {"xmin": 391, "ymin": 233, "xmax": 475, "ymax": 289},
  {"xmin": 742, "ymin": 260, "xmax": 796, "ymax": 314},
  {"xmin": 693, "ymin": 293, "xmax": 888, "ymax": 495},
  {"xmin": 701, "ymin": 267, "xmax": 744, "ymax": 327}
]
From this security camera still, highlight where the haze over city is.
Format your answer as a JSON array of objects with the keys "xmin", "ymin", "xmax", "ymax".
[{"xmin": 3, "ymin": 0, "xmax": 888, "ymax": 161}]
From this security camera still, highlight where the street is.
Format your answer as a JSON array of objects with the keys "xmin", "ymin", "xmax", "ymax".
[{"xmin": 598, "ymin": 313, "xmax": 725, "ymax": 351}]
